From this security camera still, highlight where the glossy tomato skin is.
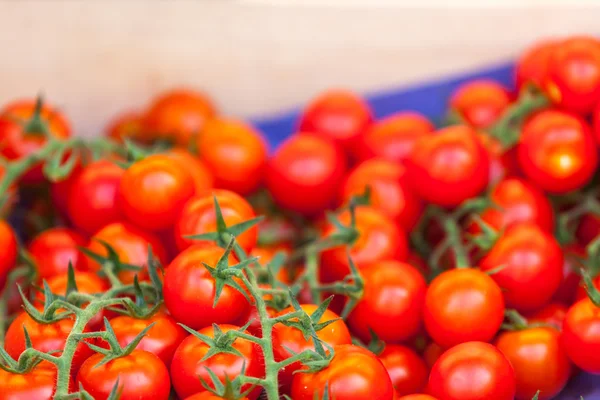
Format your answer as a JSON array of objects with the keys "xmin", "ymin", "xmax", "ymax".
[
  {"xmin": 340, "ymin": 159, "xmax": 423, "ymax": 231},
  {"xmin": 170, "ymin": 324, "xmax": 264, "ymax": 400},
  {"xmin": 266, "ymin": 134, "xmax": 347, "ymax": 216},
  {"xmin": 428, "ymin": 342, "xmax": 516, "ymax": 400},
  {"xmin": 405, "ymin": 125, "xmax": 490, "ymax": 207},
  {"xmin": 480, "ymin": 223, "xmax": 564, "ymax": 312},
  {"xmin": 118, "ymin": 154, "xmax": 195, "ymax": 231},
  {"xmin": 355, "ymin": 112, "xmax": 434, "ymax": 163},
  {"xmin": 28, "ymin": 227, "xmax": 88, "ymax": 281},
  {"xmin": 348, "ymin": 261, "xmax": 426, "ymax": 343},
  {"xmin": 0, "ymin": 220, "xmax": 18, "ymax": 289},
  {"xmin": 165, "ymin": 149, "xmax": 214, "ymax": 196},
  {"xmin": 320, "ymin": 206, "xmax": 408, "ymax": 283},
  {"xmin": 163, "ymin": 245, "xmax": 249, "ymax": 330},
  {"xmin": 496, "ymin": 327, "xmax": 571, "ymax": 400},
  {"xmin": 197, "ymin": 118, "xmax": 267, "ymax": 195},
  {"xmin": 516, "ymin": 40, "xmax": 558, "ymax": 89},
  {"xmin": 105, "ymin": 110, "xmax": 142, "ymax": 143},
  {"xmin": 379, "ymin": 345, "xmax": 428, "ymax": 397},
  {"xmin": 77, "ymin": 350, "xmax": 170, "ymax": 400},
  {"xmin": 424, "ymin": 269, "xmax": 505, "ymax": 348},
  {"xmin": 0, "ymin": 361, "xmax": 59, "ymax": 400},
  {"xmin": 562, "ymin": 298, "xmax": 600, "ymax": 373},
  {"xmin": 518, "ymin": 109, "xmax": 598, "ymax": 193},
  {"xmin": 174, "ymin": 189, "xmax": 257, "ymax": 252},
  {"xmin": 449, "ymin": 80, "xmax": 511, "ymax": 129},
  {"xmin": 291, "ymin": 344, "xmax": 394, "ymax": 400}
]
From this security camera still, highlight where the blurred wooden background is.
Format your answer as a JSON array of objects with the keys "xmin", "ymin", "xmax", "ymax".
[{"xmin": 0, "ymin": 1, "xmax": 599, "ymax": 136}]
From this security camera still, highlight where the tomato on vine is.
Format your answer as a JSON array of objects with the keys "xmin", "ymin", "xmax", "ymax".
[
  {"xmin": 0, "ymin": 361, "xmax": 60, "ymax": 400},
  {"xmin": 516, "ymin": 40, "xmax": 557, "ymax": 89},
  {"xmin": 165, "ymin": 149, "xmax": 214, "ymax": 196},
  {"xmin": 562, "ymin": 297, "xmax": 600, "ymax": 374},
  {"xmin": 105, "ymin": 110, "xmax": 142, "ymax": 143},
  {"xmin": 28, "ymin": 227, "xmax": 88, "ymax": 281},
  {"xmin": 378, "ymin": 345, "xmax": 428, "ymax": 397},
  {"xmin": 449, "ymin": 80, "xmax": 511, "ymax": 129}
]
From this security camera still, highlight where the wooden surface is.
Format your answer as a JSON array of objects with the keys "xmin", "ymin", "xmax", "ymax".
[{"xmin": 0, "ymin": 1, "xmax": 599, "ymax": 136}]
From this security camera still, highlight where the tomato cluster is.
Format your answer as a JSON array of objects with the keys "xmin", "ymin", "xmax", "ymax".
[{"xmin": 1, "ymin": 35, "xmax": 600, "ymax": 400}]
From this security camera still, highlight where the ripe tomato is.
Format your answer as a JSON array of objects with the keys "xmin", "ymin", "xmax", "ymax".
[
  {"xmin": 105, "ymin": 110, "xmax": 142, "ymax": 143},
  {"xmin": 428, "ymin": 342, "xmax": 516, "ymax": 400},
  {"xmin": 108, "ymin": 311, "xmax": 187, "ymax": 367},
  {"xmin": 272, "ymin": 304, "xmax": 351, "ymax": 390},
  {"xmin": 28, "ymin": 227, "xmax": 88, "ymax": 281},
  {"xmin": 0, "ymin": 220, "xmax": 17, "ymax": 288},
  {"xmin": 424, "ymin": 268, "xmax": 504, "ymax": 348},
  {"xmin": 170, "ymin": 324, "xmax": 263, "ymax": 400},
  {"xmin": 480, "ymin": 223, "xmax": 564, "ymax": 312},
  {"xmin": 266, "ymin": 134, "xmax": 347, "ymax": 216},
  {"xmin": 142, "ymin": 89, "xmax": 217, "ymax": 146},
  {"xmin": 174, "ymin": 189, "xmax": 257, "ymax": 252},
  {"xmin": 526, "ymin": 302, "xmax": 568, "ymax": 329},
  {"xmin": 518, "ymin": 110, "xmax": 597, "ymax": 193},
  {"xmin": 67, "ymin": 160, "xmax": 125, "ymax": 235},
  {"xmin": 298, "ymin": 89, "xmax": 373, "ymax": 158},
  {"xmin": 379, "ymin": 345, "xmax": 428, "ymax": 396},
  {"xmin": 496, "ymin": 327, "xmax": 571, "ymax": 400},
  {"xmin": 197, "ymin": 118, "xmax": 267, "ymax": 195},
  {"xmin": 355, "ymin": 112, "xmax": 434, "ymax": 163},
  {"xmin": 165, "ymin": 149, "xmax": 214, "ymax": 196},
  {"xmin": 340, "ymin": 158, "xmax": 423, "ymax": 231},
  {"xmin": 405, "ymin": 125, "xmax": 490, "ymax": 207},
  {"xmin": 320, "ymin": 206, "xmax": 408, "ymax": 282},
  {"xmin": 348, "ymin": 261, "xmax": 426, "ymax": 343},
  {"xmin": 0, "ymin": 361, "xmax": 59, "ymax": 400},
  {"xmin": 118, "ymin": 154, "xmax": 195, "ymax": 231},
  {"xmin": 545, "ymin": 36, "xmax": 600, "ymax": 114},
  {"xmin": 449, "ymin": 80, "xmax": 511, "ymax": 129},
  {"xmin": 77, "ymin": 349, "xmax": 170, "ymax": 400},
  {"xmin": 562, "ymin": 297, "xmax": 600, "ymax": 373},
  {"xmin": 516, "ymin": 40, "xmax": 558, "ymax": 89},
  {"xmin": 291, "ymin": 344, "xmax": 394, "ymax": 400},
  {"xmin": 163, "ymin": 245, "xmax": 249, "ymax": 330}
]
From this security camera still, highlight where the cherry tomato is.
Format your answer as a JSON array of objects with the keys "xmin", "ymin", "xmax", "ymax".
[
  {"xmin": 165, "ymin": 149, "xmax": 214, "ymax": 195},
  {"xmin": 174, "ymin": 189, "xmax": 257, "ymax": 252},
  {"xmin": 356, "ymin": 112, "xmax": 434, "ymax": 163},
  {"xmin": 320, "ymin": 206, "xmax": 408, "ymax": 283},
  {"xmin": 0, "ymin": 220, "xmax": 17, "ymax": 289},
  {"xmin": 526, "ymin": 302, "xmax": 568, "ymax": 330},
  {"xmin": 197, "ymin": 118, "xmax": 267, "ymax": 195},
  {"xmin": 28, "ymin": 227, "xmax": 88, "ymax": 281},
  {"xmin": 518, "ymin": 110, "xmax": 598, "ymax": 193},
  {"xmin": 348, "ymin": 261, "xmax": 426, "ymax": 343},
  {"xmin": 142, "ymin": 89, "xmax": 217, "ymax": 146},
  {"xmin": 266, "ymin": 134, "xmax": 347, "ymax": 216},
  {"xmin": 449, "ymin": 80, "xmax": 511, "ymax": 129},
  {"xmin": 105, "ymin": 110, "xmax": 142, "ymax": 143},
  {"xmin": 118, "ymin": 154, "xmax": 195, "ymax": 231},
  {"xmin": 298, "ymin": 89, "xmax": 373, "ymax": 158},
  {"xmin": 562, "ymin": 297, "xmax": 600, "ymax": 373},
  {"xmin": 516, "ymin": 40, "xmax": 558, "ymax": 89},
  {"xmin": 496, "ymin": 327, "xmax": 571, "ymax": 400},
  {"xmin": 428, "ymin": 341, "xmax": 516, "ymax": 400},
  {"xmin": 77, "ymin": 349, "xmax": 170, "ymax": 400},
  {"xmin": 170, "ymin": 324, "xmax": 263, "ymax": 400},
  {"xmin": 291, "ymin": 344, "xmax": 394, "ymax": 400},
  {"xmin": 340, "ymin": 158, "xmax": 423, "ymax": 231},
  {"xmin": 0, "ymin": 361, "xmax": 59, "ymax": 400},
  {"xmin": 405, "ymin": 125, "xmax": 490, "ymax": 207},
  {"xmin": 163, "ymin": 245, "xmax": 249, "ymax": 330},
  {"xmin": 424, "ymin": 268, "xmax": 505, "ymax": 348},
  {"xmin": 379, "ymin": 345, "xmax": 428, "ymax": 396},
  {"xmin": 480, "ymin": 223, "xmax": 564, "ymax": 312}
]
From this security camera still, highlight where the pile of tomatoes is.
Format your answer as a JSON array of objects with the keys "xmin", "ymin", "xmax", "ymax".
[{"xmin": 1, "ymin": 35, "xmax": 600, "ymax": 400}]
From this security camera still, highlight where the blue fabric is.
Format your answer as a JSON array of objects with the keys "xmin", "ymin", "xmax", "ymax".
[{"xmin": 251, "ymin": 61, "xmax": 600, "ymax": 398}]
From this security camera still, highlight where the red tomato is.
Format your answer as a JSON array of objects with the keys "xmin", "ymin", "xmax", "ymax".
[
  {"xmin": 105, "ymin": 110, "xmax": 142, "ymax": 143},
  {"xmin": 118, "ymin": 154, "xmax": 195, "ymax": 231},
  {"xmin": 170, "ymin": 324, "xmax": 263, "ymax": 400},
  {"xmin": 291, "ymin": 344, "xmax": 394, "ymax": 400},
  {"xmin": 356, "ymin": 112, "xmax": 434, "ymax": 163},
  {"xmin": 449, "ymin": 80, "xmax": 511, "ymax": 129},
  {"xmin": 320, "ymin": 206, "xmax": 408, "ymax": 283},
  {"xmin": 142, "ymin": 89, "xmax": 217, "ymax": 146},
  {"xmin": 480, "ymin": 223, "xmax": 564, "ymax": 312},
  {"xmin": 298, "ymin": 89, "xmax": 373, "ymax": 158},
  {"xmin": 545, "ymin": 36, "xmax": 600, "ymax": 114},
  {"xmin": 496, "ymin": 327, "xmax": 571, "ymax": 400},
  {"xmin": 0, "ymin": 220, "xmax": 17, "ymax": 288},
  {"xmin": 174, "ymin": 189, "xmax": 257, "ymax": 252},
  {"xmin": 428, "ymin": 342, "xmax": 516, "ymax": 400},
  {"xmin": 379, "ymin": 345, "xmax": 428, "ymax": 396},
  {"xmin": 0, "ymin": 361, "xmax": 59, "ymax": 400},
  {"xmin": 516, "ymin": 40, "xmax": 558, "ymax": 89},
  {"xmin": 526, "ymin": 302, "xmax": 568, "ymax": 330},
  {"xmin": 340, "ymin": 159, "xmax": 423, "ymax": 231},
  {"xmin": 518, "ymin": 109, "xmax": 598, "ymax": 193},
  {"xmin": 405, "ymin": 125, "xmax": 490, "ymax": 207},
  {"xmin": 424, "ymin": 269, "xmax": 504, "ymax": 348},
  {"xmin": 28, "ymin": 227, "xmax": 88, "ymax": 281},
  {"xmin": 266, "ymin": 134, "xmax": 347, "ymax": 216},
  {"xmin": 197, "ymin": 118, "xmax": 267, "ymax": 195},
  {"xmin": 163, "ymin": 245, "xmax": 249, "ymax": 330},
  {"xmin": 348, "ymin": 261, "xmax": 426, "ymax": 343},
  {"xmin": 77, "ymin": 350, "xmax": 170, "ymax": 400},
  {"xmin": 165, "ymin": 149, "xmax": 214, "ymax": 196},
  {"xmin": 562, "ymin": 297, "xmax": 600, "ymax": 373}
]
